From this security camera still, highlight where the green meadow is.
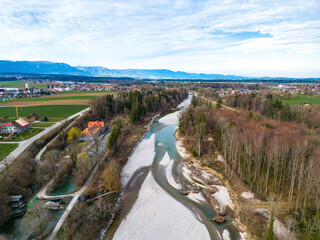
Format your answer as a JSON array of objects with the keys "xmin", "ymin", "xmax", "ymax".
[
  {"xmin": 0, "ymin": 105, "xmax": 88, "ymax": 118},
  {"xmin": 0, "ymin": 81, "xmax": 47, "ymax": 89},
  {"xmin": 281, "ymin": 94, "xmax": 320, "ymax": 105},
  {"xmin": 0, "ymin": 143, "xmax": 18, "ymax": 161}
]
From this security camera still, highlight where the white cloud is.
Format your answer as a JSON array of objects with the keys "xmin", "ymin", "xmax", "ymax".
[{"xmin": 0, "ymin": 0, "xmax": 319, "ymax": 77}]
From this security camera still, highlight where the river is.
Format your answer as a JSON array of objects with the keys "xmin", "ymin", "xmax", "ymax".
[{"xmin": 105, "ymin": 95, "xmax": 244, "ymax": 240}]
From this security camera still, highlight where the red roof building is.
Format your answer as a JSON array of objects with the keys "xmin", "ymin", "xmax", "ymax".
[{"xmin": 81, "ymin": 121, "xmax": 105, "ymax": 141}]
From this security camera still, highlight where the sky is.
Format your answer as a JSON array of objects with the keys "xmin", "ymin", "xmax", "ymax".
[{"xmin": 0, "ymin": 0, "xmax": 319, "ymax": 77}]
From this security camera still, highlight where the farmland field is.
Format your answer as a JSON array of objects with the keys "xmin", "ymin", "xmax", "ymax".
[
  {"xmin": 281, "ymin": 94, "xmax": 320, "ymax": 105},
  {"xmin": 0, "ymin": 91, "xmax": 117, "ymax": 106},
  {"xmin": 0, "ymin": 105, "xmax": 87, "ymax": 118},
  {"xmin": 0, "ymin": 81, "xmax": 47, "ymax": 89},
  {"xmin": 0, "ymin": 143, "xmax": 18, "ymax": 161}
]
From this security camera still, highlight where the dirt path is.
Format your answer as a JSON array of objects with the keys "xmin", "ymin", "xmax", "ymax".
[{"xmin": 201, "ymin": 96, "xmax": 238, "ymax": 112}]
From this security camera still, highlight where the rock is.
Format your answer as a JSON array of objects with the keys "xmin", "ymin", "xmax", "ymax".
[
  {"xmin": 211, "ymin": 216, "xmax": 226, "ymax": 223},
  {"xmin": 219, "ymin": 210, "xmax": 227, "ymax": 216}
]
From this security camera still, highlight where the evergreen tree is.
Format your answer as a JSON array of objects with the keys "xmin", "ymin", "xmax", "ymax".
[
  {"xmin": 265, "ymin": 210, "xmax": 274, "ymax": 240},
  {"xmin": 280, "ymin": 104, "xmax": 291, "ymax": 122},
  {"xmin": 129, "ymin": 101, "xmax": 144, "ymax": 123},
  {"xmin": 216, "ymin": 97, "xmax": 222, "ymax": 109}
]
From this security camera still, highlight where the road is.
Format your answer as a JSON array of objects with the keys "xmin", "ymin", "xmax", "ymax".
[{"xmin": 0, "ymin": 107, "xmax": 90, "ymax": 171}]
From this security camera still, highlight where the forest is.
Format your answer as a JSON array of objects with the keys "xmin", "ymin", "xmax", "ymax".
[
  {"xmin": 89, "ymin": 87, "xmax": 188, "ymax": 123},
  {"xmin": 179, "ymin": 94, "xmax": 320, "ymax": 239},
  {"xmin": 224, "ymin": 93, "xmax": 320, "ymax": 128}
]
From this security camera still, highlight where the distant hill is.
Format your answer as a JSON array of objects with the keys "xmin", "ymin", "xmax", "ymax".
[
  {"xmin": 0, "ymin": 60, "xmax": 85, "ymax": 76},
  {"xmin": 76, "ymin": 66, "xmax": 248, "ymax": 79},
  {"xmin": 0, "ymin": 60, "xmax": 248, "ymax": 80}
]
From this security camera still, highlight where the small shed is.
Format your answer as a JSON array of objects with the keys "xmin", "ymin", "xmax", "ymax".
[
  {"xmin": 9, "ymin": 195, "xmax": 26, "ymax": 209},
  {"xmin": 304, "ymin": 102, "xmax": 312, "ymax": 107},
  {"xmin": 27, "ymin": 113, "xmax": 40, "ymax": 122}
]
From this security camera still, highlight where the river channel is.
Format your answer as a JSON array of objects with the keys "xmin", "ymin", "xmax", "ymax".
[{"xmin": 105, "ymin": 95, "xmax": 243, "ymax": 240}]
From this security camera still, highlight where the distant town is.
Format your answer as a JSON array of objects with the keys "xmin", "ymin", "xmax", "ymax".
[{"xmin": 0, "ymin": 80, "xmax": 138, "ymax": 102}]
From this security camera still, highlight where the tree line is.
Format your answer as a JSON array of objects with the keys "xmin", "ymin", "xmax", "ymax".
[
  {"xmin": 224, "ymin": 93, "xmax": 320, "ymax": 128},
  {"xmin": 90, "ymin": 87, "xmax": 188, "ymax": 123}
]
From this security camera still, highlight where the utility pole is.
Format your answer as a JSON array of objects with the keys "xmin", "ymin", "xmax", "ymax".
[{"xmin": 16, "ymin": 106, "xmax": 19, "ymax": 119}]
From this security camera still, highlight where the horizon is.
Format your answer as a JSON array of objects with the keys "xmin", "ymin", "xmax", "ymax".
[
  {"xmin": 0, "ymin": 1, "xmax": 320, "ymax": 78},
  {"xmin": 1, "ymin": 59, "xmax": 320, "ymax": 79}
]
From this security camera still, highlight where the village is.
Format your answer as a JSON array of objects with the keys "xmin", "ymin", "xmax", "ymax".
[{"xmin": 216, "ymin": 82, "xmax": 320, "ymax": 98}]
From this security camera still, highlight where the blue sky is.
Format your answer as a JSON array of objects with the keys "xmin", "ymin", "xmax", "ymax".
[{"xmin": 0, "ymin": 0, "xmax": 319, "ymax": 77}]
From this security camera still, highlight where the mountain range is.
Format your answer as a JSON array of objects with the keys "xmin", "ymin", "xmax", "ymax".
[{"xmin": 0, "ymin": 60, "xmax": 248, "ymax": 80}]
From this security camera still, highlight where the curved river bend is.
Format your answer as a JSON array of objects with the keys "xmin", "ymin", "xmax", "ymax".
[{"xmin": 106, "ymin": 95, "xmax": 243, "ymax": 240}]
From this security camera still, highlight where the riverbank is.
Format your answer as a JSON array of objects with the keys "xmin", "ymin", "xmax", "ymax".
[
  {"xmin": 176, "ymin": 134, "xmax": 293, "ymax": 240},
  {"xmin": 109, "ymin": 94, "xmax": 225, "ymax": 240},
  {"xmin": 176, "ymin": 136, "xmax": 248, "ymax": 238},
  {"xmin": 56, "ymin": 112, "xmax": 161, "ymax": 240}
]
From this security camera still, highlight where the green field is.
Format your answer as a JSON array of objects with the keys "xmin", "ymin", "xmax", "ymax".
[
  {"xmin": 31, "ymin": 122, "xmax": 55, "ymax": 127},
  {"xmin": 0, "ymin": 81, "xmax": 47, "ymax": 89},
  {"xmin": 1, "ymin": 128, "xmax": 44, "ymax": 142},
  {"xmin": 281, "ymin": 95, "xmax": 320, "ymax": 105},
  {"xmin": 1, "ymin": 95, "xmax": 100, "ymax": 103},
  {"xmin": 0, "ymin": 143, "xmax": 18, "ymax": 160},
  {"xmin": 0, "ymin": 105, "xmax": 88, "ymax": 118},
  {"xmin": 38, "ymin": 117, "xmax": 63, "ymax": 122}
]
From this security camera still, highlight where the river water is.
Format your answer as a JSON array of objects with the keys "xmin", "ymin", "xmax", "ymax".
[{"xmin": 105, "ymin": 95, "xmax": 243, "ymax": 240}]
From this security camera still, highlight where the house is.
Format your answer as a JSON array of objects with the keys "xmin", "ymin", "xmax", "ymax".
[
  {"xmin": 12, "ymin": 118, "xmax": 31, "ymax": 133},
  {"xmin": 0, "ymin": 123, "xmax": 5, "ymax": 133},
  {"xmin": 27, "ymin": 113, "xmax": 40, "ymax": 122},
  {"xmin": 87, "ymin": 121, "xmax": 105, "ymax": 129},
  {"xmin": 0, "ymin": 118, "xmax": 30, "ymax": 136},
  {"xmin": 0, "ymin": 123, "xmax": 19, "ymax": 135},
  {"xmin": 81, "ymin": 121, "xmax": 106, "ymax": 141}
]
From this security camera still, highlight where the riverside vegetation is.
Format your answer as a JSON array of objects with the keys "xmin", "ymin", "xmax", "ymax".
[
  {"xmin": 41, "ymin": 87, "xmax": 188, "ymax": 239},
  {"xmin": 178, "ymin": 92, "xmax": 320, "ymax": 239}
]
